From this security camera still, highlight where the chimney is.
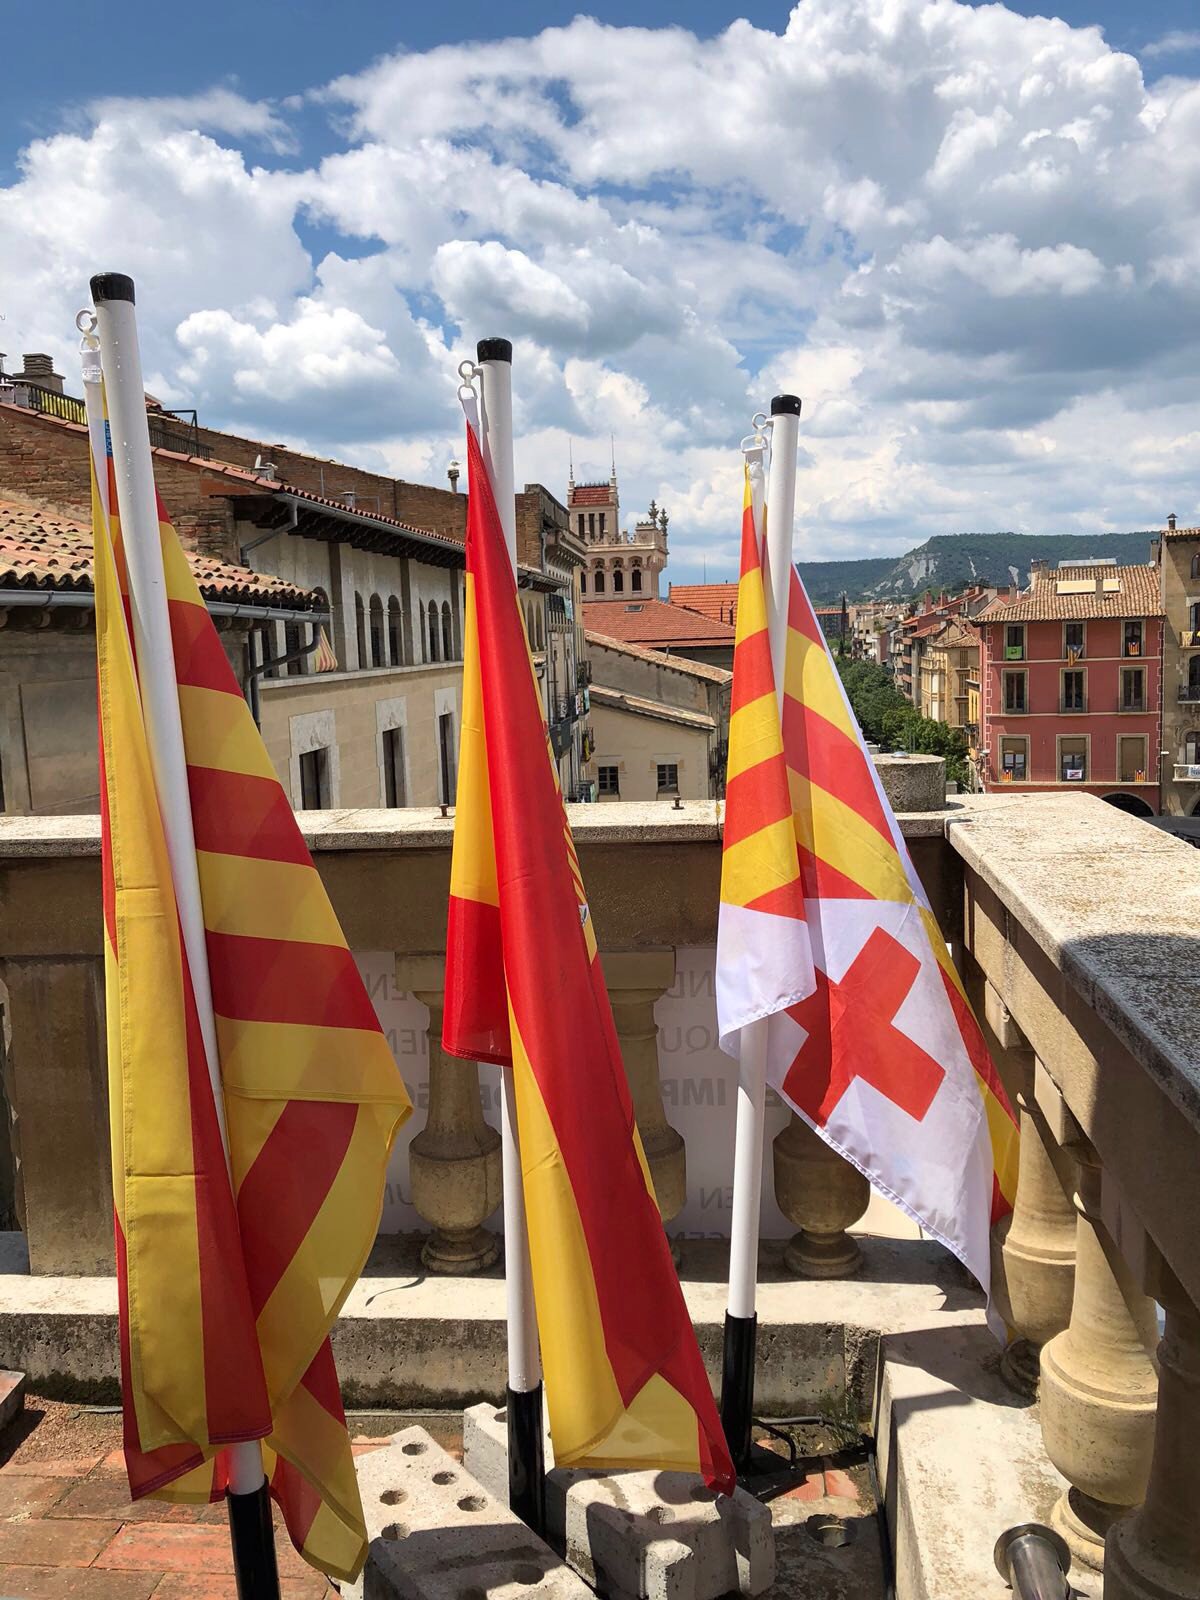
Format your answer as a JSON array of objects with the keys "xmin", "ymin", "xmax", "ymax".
[
  {"xmin": 1168, "ymin": 513, "xmax": 1177, "ymax": 531},
  {"xmin": 17, "ymin": 353, "xmax": 63, "ymax": 395}
]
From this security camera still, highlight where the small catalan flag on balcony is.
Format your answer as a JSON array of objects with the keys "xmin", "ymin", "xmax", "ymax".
[{"xmin": 312, "ymin": 624, "xmax": 338, "ymax": 672}]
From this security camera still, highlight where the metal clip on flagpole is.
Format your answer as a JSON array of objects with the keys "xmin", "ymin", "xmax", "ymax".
[
  {"xmin": 90, "ymin": 272, "xmax": 280, "ymax": 1600},
  {"xmin": 720, "ymin": 394, "xmax": 802, "ymax": 1478},
  {"xmin": 475, "ymin": 336, "xmax": 547, "ymax": 1539}
]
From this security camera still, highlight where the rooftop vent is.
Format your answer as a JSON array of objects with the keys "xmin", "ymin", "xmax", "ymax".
[{"xmin": 17, "ymin": 353, "xmax": 63, "ymax": 395}]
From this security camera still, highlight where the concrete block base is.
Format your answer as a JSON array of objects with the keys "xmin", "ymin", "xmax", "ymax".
[
  {"xmin": 355, "ymin": 1425, "xmax": 592, "ymax": 1600},
  {"xmin": 463, "ymin": 1404, "xmax": 774, "ymax": 1600},
  {"xmin": 0, "ymin": 1370, "xmax": 25, "ymax": 1433}
]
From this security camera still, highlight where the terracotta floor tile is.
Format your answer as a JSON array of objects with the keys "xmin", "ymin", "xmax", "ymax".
[
  {"xmin": 0, "ymin": 1460, "xmax": 104, "ymax": 1481},
  {"xmin": 0, "ymin": 1519, "xmax": 121, "ymax": 1568},
  {"xmin": 0, "ymin": 1477, "xmax": 68, "ymax": 1518},
  {"xmin": 91, "ymin": 1526, "xmax": 232, "ymax": 1576},
  {"xmin": 0, "ymin": 1564, "xmax": 160, "ymax": 1598},
  {"xmin": 822, "ymin": 1466, "xmax": 861, "ymax": 1501},
  {"xmin": 51, "ymin": 1481, "xmax": 177, "ymax": 1524},
  {"xmin": 775, "ymin": 1469, "xmax": 825, "ymax": 1502},
  {"xmin": 149, "ymin": 1575, "xmax": 328, "ymax": 1600}
]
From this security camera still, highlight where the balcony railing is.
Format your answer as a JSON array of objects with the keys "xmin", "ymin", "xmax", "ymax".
[
  {"xmin": 1179, "ymin": 686, "xmax": 1200, "ymax": 703},
  {"xmin": 7, "ymin": 378, "xmax": 212, "ymax": 459},
  {"xmin": 1174, "ymin": 763, "xmax": 1200, "ymax": 781},
  {"xmin": 3, "ymin": 797, "xmax": 1200, "ymax": 1600}
]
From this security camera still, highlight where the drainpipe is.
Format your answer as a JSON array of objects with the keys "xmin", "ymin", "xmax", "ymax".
[{"xmin": 246, "ymin": 623, "xmax": 326, "ymax": 729}]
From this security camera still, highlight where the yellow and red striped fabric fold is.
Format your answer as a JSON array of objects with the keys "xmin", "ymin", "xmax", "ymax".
[
  {"xmin": 94, "ymin": 405, "xmax": 411, "ymax": 1582},
  {"xmin": 444, "ymin": 413, "xmax": 733, "ymax": 1494},
  {"xmin": 716, "ymin": 467, "xmax": 1018, "ymax": 1322},
  {"xmin": 716, "ymin": 464, "xmax": 815, "ymax": 1046}
]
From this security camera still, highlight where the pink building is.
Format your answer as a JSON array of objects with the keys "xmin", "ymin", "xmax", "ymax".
[{"xmin": 977, "ymin": 560, "xmax": 1163, "ymax": 815}]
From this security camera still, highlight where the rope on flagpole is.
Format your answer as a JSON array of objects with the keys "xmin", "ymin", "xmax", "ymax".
[
  {"xmin": 720, "ymin": 395, "xmax": 802, "ymax": 1475},
  {"xmin": 89, "ymin": 274, "xmax": 279, "ymax": 1599},
  {"xmin": 465, "ymin": 339, "xmax": 546, "ymax": 1537}
]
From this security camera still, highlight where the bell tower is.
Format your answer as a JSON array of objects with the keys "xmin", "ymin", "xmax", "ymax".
[{"xmin": 569, "ymin": 452, "xmax": 668, "ymax": 600}]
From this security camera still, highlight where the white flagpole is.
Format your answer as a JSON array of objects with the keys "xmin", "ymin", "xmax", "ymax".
[
  {"xmin": 474, "ymin": 337, "xmax": 546, "ymax": 1535},
  {"xmin": 720, "ymin": 395, "xmax": 802, "ymax": 1473},
  {"xmin": 90, "ymin": 274, "xmax": 277, "ymax": 1595}
]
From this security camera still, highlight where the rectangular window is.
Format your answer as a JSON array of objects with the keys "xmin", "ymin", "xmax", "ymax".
[
  {"xmin": 1119, "ymin": 735, "xmax": 1148, "ymax": 784},
  {"xmin": 1062, "ymin": 669, "xmax": 1085, "ymax": 711},
  {"xmin": 1000, "ymin": 737, "xmax": 1028, "ymax": 782},
  {"xmin": 298, "ymin": 748, "xmax": 328, "ymax": 810},
  {"xmin": 438, "ymin": 712, "xmax": 456, "ymax": 806},
  {"xmin": 656, "ymin": 762, "xmax": 680, "ymax": 795},
  {"xmin": 597, "ymin": 764, "xmax": 620, "ymax": 797},
  {"xmin": 1064, "ymin": 620, "xmax": 1085, "ymax": 660},
  {"xmin": 1121, "ymin": 667, "xmax": 1145, "ymax": 711},
  {"xmin": 1003, "ymin": 671, "xmax": 1027, "ymax": 713},
  {"xmin": 588, "ymin": 512, "xmax": 596, "ymax": 537},
  {"xmin": 577, "ymin": 513, "xmax": 585, "ymax": 536},
  {"xmin": 1060, "ymin": 736, "xmax": 1088, "ymax": 782},
  {"xmin": 382, "ymin": 726, "xmax": 406, "ymax": 808},
  {"xmin": 598, "ymin": 512, "xmax": 606, "ymax": 537},
  {"xmin": 1004, "ymin": 624, "xmax": 1025, "ymax": 661},
  {"xmin": 1123, "ymin": 620, "xmax": 1144, "ymax": 658}
]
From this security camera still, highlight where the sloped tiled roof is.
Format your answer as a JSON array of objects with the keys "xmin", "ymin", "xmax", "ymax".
[
  {"xmin": 668, "ymin": 582, "xmax": 738, "ymax": 626},
  {"xmin": 582, "ymin": 598, "xmax": 735, "ymax": 648},
  {"xmin": 977, "ymin": 563, "xmax": 1163, "ymax": 622},
  {"xmin": 589, "ymin": 684, "xmax": 715, "ymax": 732},
  {"xmin": 0, "ymin": 497, "xmax": 319, "ymax": 608},
  {"xmin": 569, "ymin": 484, "xmax": 613, "ymax": 507},
  {"xmin": 586, "ymin": 630, "xmax": 732, "ymax": 684}
]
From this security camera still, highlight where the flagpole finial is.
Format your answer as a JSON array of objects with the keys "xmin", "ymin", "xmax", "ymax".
[
  {"xmin": 477, "ymin": 337, "xmax": 512, "ymax": 364},
  {"xmin": 91, "ymin": 272, "xmax": 136, "ymax": 306},
  {"xmin": 771, "ymin": 393, "xmax": 801, "ymax": 416}
]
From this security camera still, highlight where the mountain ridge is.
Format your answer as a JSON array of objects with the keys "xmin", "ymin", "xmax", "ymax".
[{"xmin": 795, "ymin": 530, "xmax": 1158, "ymax": 606}]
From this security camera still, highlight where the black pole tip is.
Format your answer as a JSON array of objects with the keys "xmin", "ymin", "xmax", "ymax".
[
  {"xmin": 771, "ymin": 393, "xmax": 802, "ymax": 416},
  {"xmin": 477, "ymin": 337, "xmax": 513, "ymax": 365},
  {"xmin": 90, "ymin": 273, "xmax": 136, "ymax": 306}
]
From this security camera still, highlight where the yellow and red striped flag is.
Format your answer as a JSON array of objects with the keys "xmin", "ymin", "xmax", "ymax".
[
  {"xmin": 443, "ymin": 412, "xmax": 734, "ymax": 1493},
  {"xmin": 94, "ymin": 412, "xmax": 411, "ymax": 1580},
  {"xmin": 716, "ymin": 487, "xmax": 1018, "ymax": 1317}
]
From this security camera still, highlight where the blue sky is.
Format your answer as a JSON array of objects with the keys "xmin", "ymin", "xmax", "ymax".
[{"xmin": 4, "ymin": 1, "xmax": 1200, "ymax": 580}]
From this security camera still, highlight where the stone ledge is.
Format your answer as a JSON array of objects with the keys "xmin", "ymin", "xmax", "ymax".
[
  {"xmin": 0, "ymin": 792, "xmax": 1006, "ymax": 856},
  {"xmin": 0, "ymin": 1236, "xmax": 983, "ymax": 1412}
]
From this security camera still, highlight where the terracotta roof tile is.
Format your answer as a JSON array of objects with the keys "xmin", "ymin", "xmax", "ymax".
[
  {"xmin": 582, "ymin": 598, "xmax": 735, "ymax": 648},
  {"xmin": 585, "ymin": 630, "xmax": 732, "ymax": 684},
  {"xmin": 568, "ymin": 484, "xmax": 613, "ymax": 507},
  {"xmin": 0, "ymin": 497, "xmax": 319, "ymax": 609},
  {"xmin": 977, "ymin": 562, "xmax": 1163, "ymax": 622},
  {"xmin": 668, "ymin": 582, "xmax": 739, "ymax": 625}
]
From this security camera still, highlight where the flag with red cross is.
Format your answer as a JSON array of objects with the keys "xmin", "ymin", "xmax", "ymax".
[{"xmin": 719, "ymin": 547, "xmax": 1019, "ymax": 1324}]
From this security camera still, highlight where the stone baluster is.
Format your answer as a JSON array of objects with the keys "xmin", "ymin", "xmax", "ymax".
[
  {"xmin": 990, "ymin": 1047, "xmax": 1077, "ymax": 1396},
  {"xmin": 773, "ymin": 1113, "xmax": 870, "ymax": 1277},
  {"xmin": 1038, "ymin": 1141, "xmax": 1159, "ymax": 1572},
  {"xmin": 601, "ymin": 951, "xmax": 685, "ymax": 1244},
  {"xmin": 396, "ymin": 956, "xmax": 501, "ymax": 1275},
  {"xmin": 1106, "ymin": 1267, "xmax": 1200, "ymax": 1600}
]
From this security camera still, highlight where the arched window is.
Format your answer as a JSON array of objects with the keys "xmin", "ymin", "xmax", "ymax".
[
  {"xmin": 427, "ymin": 600, "xmax": 440, "ymax": 662},
  {"xmin": 310, "ymin": 588, "xmax": 330, "ymax": 672},
  {"xmin": 1187, "ymin": 731, "xmax": 1200, "ymax": 765},
  {"xmin": 537, "ymin": 609, "xmax": 545, "ymax": 651},
  {"xmin": 442, "ymin": 601, "xmax": 453, "ymax": 661},
  {"xmin": 284, "ymin": 619, "xmax": 304, "ymax": 676},
  {"xmin": 387, "ymin": 597, "xmax": 402, "ymax": 666},
  {"xmin": 1192, "ymin": 554, "xmax": 1200, "ymax": 580},
  {"xmin": 631, "ymin": 568, "xmax": 643, "ymax": 592},
  {"xmin": 1191, "ymin": 602, "xmax": 1200, "ymax": 632},
  {"xmin": 594, "ymin": 570, "xmax": 605, "ymax": 595},
  {"xmin": 1190, "ymin": 655, "xmax": 1200, "ymax": 696},
  {"xmin": 355, "ymin": 593, "xmax": 367, "ymax": 670},
  {"xmin": 369, "ymin": 594, "xmax": 385, "ymax": 667},
  {"xmin": 580, "ymin": 571, "xmax": 587, "ymax": 595},
  {"xmin": 613, "ymin": 569, "xmax": 624, "ymax": 593}
]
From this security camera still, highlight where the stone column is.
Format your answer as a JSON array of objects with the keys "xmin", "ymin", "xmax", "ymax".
[
  {"xmin": 773, "ymin": 1113, "xmax": 869, "ymax": 1277},
  {"xmin": 1039, "ymin": 1143, "xmax": 1159, "ymax": 1572},
  {"xmin": 600, "ymin": 950, "xmax": 685, "ymax": 1234},
  {"xmin": 1106, "ymin": 1270, "xmax": 1200, "ymax": 1600},
  {"xmin": 396, "ymin": 956, "xmax": 501, "ymax": 1275},
  {"xmin": 991, "ymin": 1055, "xmax": 1077, "ymax": 1395},
  {"xmin": 0, "ymin": 957, "xmax": 111, "ymax": 1274}
]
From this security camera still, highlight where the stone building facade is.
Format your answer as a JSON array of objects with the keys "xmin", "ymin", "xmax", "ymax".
[{"xmin": 568, "ymin": 468, "xmax": 668, "ymax": 601}]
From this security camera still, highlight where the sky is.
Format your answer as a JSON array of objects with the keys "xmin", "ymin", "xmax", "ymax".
[{"xmin": 4, "ymin": 0, "xmax": 1200, "ymax": 584}]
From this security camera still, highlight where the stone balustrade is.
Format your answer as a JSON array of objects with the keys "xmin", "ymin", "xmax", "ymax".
[{"xmin": 1, "ymin": 791, "xmax": 1199, "ymax": 1596}]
